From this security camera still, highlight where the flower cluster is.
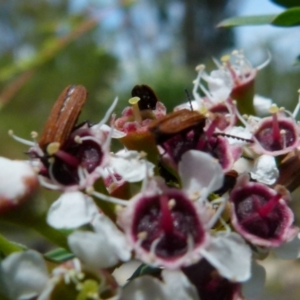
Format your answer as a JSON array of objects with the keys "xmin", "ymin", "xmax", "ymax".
[{"xmin": 1, "ymin": 50, "xmax": 300, "ymax": 300}]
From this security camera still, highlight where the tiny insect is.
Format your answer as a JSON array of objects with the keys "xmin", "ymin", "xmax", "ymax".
[
  {"xmin": 148, "ymin": 109, "xmax": 206, "ymax": 145},
  {"xmin": 131, "ymin": 84, "xmax": 158, "ymax": 111},
  {"xmin": 38, "ymin": 85, "xmax": 87, "ymax": 150}
]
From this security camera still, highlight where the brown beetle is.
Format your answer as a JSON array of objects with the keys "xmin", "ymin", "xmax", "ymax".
[
  {"xmin": 38, "ymin": 85, "xmax": 87, "ymax": 150},
  {"xmin": 148, "ymin": 109, "xmax": 206, "ymax": 145},
  {"xmin": 131, "ymin": 84, "xmax": 158, "ymax": 111}
]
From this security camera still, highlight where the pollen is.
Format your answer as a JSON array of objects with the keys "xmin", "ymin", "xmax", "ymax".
[
  {"xmin": 74, "ymin": 135, "xmax": 82, "ymax": 144},
  {"xmin": 195, "ymin": 64, "xmax": 205, "ymax": 72},
  {"xmin": 168, "ymin": 198, "xmax": 176, "ymax": 209},
  {"xmin": 139, "ymin": 151, "xmax": 147, "ymax": 158},
  {"xmin": 221, "ymin": 54, "xmax": 230, "ymax": 63},
  {"xmin": 86, "ymin": 186, "xmax": 95, "ymax": 195},
  {"xmin": 30, "ymin": 131, "xmax": 38, "ymax": 139},
  {"xmin": 137, "ymin": 231, "xmax": 148, "ymax": 240},
  {"xmin": 128, "ymin": 96, "xmax": 140, "ymax": 105},
  {"xmin": 269, "ymin": 104, "xmax": 279, "ymax": 114},
  {"xmin": 129, "ymin": 97, "xmax": 142, "ymax": 123},
  {"xmin": 47, "ymin": 142, "xmax": 60, "ymax": 155}
]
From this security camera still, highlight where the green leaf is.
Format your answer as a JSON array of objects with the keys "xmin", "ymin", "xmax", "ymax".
[
  {"xmin": 272, "ymin": 0, "xmax": 300, "ymax": 8},
  {"xmin": 271, "ymin": 7, "xmax": 300, "ymax": 26},
  {"xmin": 217, "ymin": 14, "xmax": 277, "ymax": 28},
  {"xmin": 128, "ymin": 264, "xmax": 161, "ymax": 281},
  {"xmin": 44, "ymin": 248, "xmax": 74, "ymax": 262}
]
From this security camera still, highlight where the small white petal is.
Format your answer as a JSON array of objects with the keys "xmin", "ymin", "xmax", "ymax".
[
  {"xmin": 179, "ymin": 150, "xmax": 224, "ymax": 201},
  {"xmin": 203, "ymin": 70, "xmax": 233, "ymax": 102},
  {"xmin": 68, "ymin": 231, "xmax": 119, "ymax": 269},
  {"xmin": 225, "ymin": 126, "xmax": 252, "ymax": 145},
  {"xmin": 121, "ymin": 276, "xmax": 167, "ymax": 300},
  {"xmin": 47, "ymin": 192, "xmax": 99, "ymax": 229},
  {"xmin": 254, "ymin": 95, "xmax": 272, "ymax": 116},
  {"xmin": 99, "ymin": 124, "xmax": 126, "ymax": 138},
  {"xmin": 110, "ymin": 150, "xmax": 154, "ymax": 182},
  {"xmin": 93, "ymin": 214, "xmax": 132, "ymax": 262},
  {"xmin": 250, "ymin": 155, "xmax": 279, "ymax": 185},
  {"xmin": 201, "ymin": 232, "xmax": 251, "ymax": 282},
  {"xmin": 2, "ymin": 250, "xmax": 49, "ymax": 300},
  {"xmin": 273, "ymin": 233, "xmax": 300, "ymax": 259},
  {"xmin": 162, "ymin": 270, "xmax": 199, "ymax": 300},
  {"xmin": 242, "ymin": 261, "xmax": 266, "ymax": 299}
]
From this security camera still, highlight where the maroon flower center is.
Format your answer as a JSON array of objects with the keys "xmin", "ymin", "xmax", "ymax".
[
  {"xmin": 132, "ymin": 190, "xmax": 205, "ymax": 259},
  {"xmin": 232, "ymin": 185, "xmax": 288, "ymax": 240},
  {"xmin": 183, "ymin": 259, "xmax": 241, "ymax": 300},
  {"xmin": 254, "ymin": 116, "xmax": 296, "ymax": 152},
  {"xmin": 38, "ymin": 128, "xmax": 103, "ymax": 186}
]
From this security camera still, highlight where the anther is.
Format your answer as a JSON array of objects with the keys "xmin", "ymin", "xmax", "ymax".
[
  {"xmin": 47, "ymin": 142, "xmax": 60, "ymax": 155},
  {"xmin": 138, "ymin": 231, "xmax": 148, "ymax": 240},
  {"xmin": 74, "ymin": 135, "xmax": 82, "ymax": 144},
  {"xmin": 129, "ymin": 97, "xmax": 142, "ymax": 123},
  {"xmin": 168, "ymin": 198, "xmax": 176, "ymax": 209},
  {"xmin": 269, "ymin": 104, "xmax": 279, "ymax": 114},
  {"xmin": 195, "ymin": 64, "xmax": 205, "ymax": 72}
]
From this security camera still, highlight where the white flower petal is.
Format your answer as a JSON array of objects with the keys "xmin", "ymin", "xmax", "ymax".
[
  {"xmin": 121, "ymin": 276, "xmax": 167, "ymax": 300},
  {"xmin": 242, "ymin": 261, "xmax": 266, "ymax": 300},
  {"xmin": 99, "ymin": 124, "xmax": 126, "ymax": 138},
  {"xmin": 203, "ymin": 70, "xmax": 233, "ymax": 102},
  {"xmin": 1, "ymin": 250, "xmax": 49, "ymax": 300},
  {"xmin": 273, "ymin": 233, "xmax": 300, "ymax": 259},
  {"xmin": 250, "ymin": 155, "xmax": 279, "ymax": 185},
  {"xmin": 0, "ymin": 157, "xmax": 37, "ymax": 203},
  {"xmin": 68, "ymin": 231, "xmax": 119, "ymax": 269},
  {"xmin": 110, "ymin": 150, "xmax": 154, "ymax": 182},
  {"xmin": 201, "ymin": 232, "xmax": 251, "ymax": 282},
  {"xmin": 162, "ymin": 270, "xmax": 199, "ymax": 300},
  {"xmin": 225, "ymin": 126, "xmax": 252, "ymax": 145},
  {"xmin": 179, "ymin": 150, "xmax": 224, "ymax": 201},
  {"xmin": 47, "ymin": 192, "xmax": 99, "ymax": 229},
  {"xmin": 254, "ymin": 95, "xmax": 272, "ymax": 116},
  {"xmin": 93, "ymin": 214, "xmax": 132, "ymax": 262}
]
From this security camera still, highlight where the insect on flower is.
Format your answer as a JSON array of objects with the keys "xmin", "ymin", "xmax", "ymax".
[
  {"xmin": 148, "ymin": 109, "xmax": 206, "ymax": 145},
  {"xmin": 131, "ymin": 84, "xmax": 158, "ymax": 111},
  {"xmin": 23, "ymin": 85, "xmax": 112, "ymax": 188},
  {"xmin": 38, "ymin": 85, "xmax": 87, "ymax": 151}
]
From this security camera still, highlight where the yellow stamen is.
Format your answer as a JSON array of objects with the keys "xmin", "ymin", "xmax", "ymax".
[
  {"xmin": 195, "ymin": 64, "xmax": 205, "ymax": 72},
  {"xmin": 129, "ymin": 96, "xmax": 142, "ymax": 123},
  {"xmin": 221, "ymin": 55, "xmax": 230, "ymax": 63},
  {"xmin": 269, "ymin": 104, "xmax": 279, "ymax": 114}
]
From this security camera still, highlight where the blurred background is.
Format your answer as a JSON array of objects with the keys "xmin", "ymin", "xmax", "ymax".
[{"xmin": 0, "ymin": 0, "xmax": 300, "ymax": 299}]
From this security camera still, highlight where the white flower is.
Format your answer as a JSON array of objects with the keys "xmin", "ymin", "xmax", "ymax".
[
  {"xmin": 121, "ymin": 270, "xmax": 199, "ymax": 300},
  {"xmin": 68, "ymin": 214, "xmax": 132, "ymax": 269},
  {"xmin": 201, "ymin": 69, "xmax": 233, "ymax": 103},
  {"xmin": 47, "ymin": 191, "xmax": 99, "ymax": 229},
  {"xmin": 108, "ymin": 150, "xmax": 154, "ymax": 182},
  {"xmin": 0, "ymin": 250, "xmax": 49, "ymax": 300},
  {"xmin": 0, "ymin": 157, "xmax": 38, "ymax": 207},
  {"xmin": 250, "ymin": 154, "xmax": 279, "ymax": 185},
  {"xmin": 179, "ymin": 150, "xmax": 224, "ymax": 204},
  {"xmin": 199, "ymin": 232, "xmax": 252, "ymax": 282},
  {"xmin": 254, "ymin": 95, "xmax": 273, "ymax": 116}
]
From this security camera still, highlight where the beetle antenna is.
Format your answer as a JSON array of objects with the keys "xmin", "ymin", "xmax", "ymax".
[{"xmin": 185, "ymin": 89, "xmax": 193, "ymax": 111}]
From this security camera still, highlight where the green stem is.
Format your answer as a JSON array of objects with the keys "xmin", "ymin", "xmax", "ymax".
[{"xmin": 1, "ymin": 197, "xmax": 69, "ymax": 249}]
